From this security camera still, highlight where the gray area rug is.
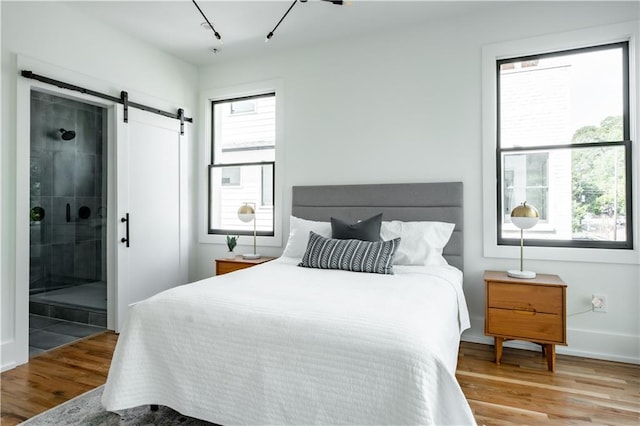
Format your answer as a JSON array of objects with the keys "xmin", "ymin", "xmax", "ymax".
[{"xmin": 21, "ymin": 385, "xmax": 217, "ymax": 425}]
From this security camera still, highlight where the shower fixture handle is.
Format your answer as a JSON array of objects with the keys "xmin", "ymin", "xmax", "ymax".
[{"xmin": 120, "ymin": 213, "xmax": 130, "ymax": 247}]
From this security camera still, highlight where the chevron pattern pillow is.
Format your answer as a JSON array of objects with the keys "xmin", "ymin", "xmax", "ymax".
[{"xmin": 299, "ymin": 231, "xmax": 400, "ymax": 274}]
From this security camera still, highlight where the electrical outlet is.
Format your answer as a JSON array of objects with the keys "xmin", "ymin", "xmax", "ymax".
[{"xmin": 592, "ymin": 294, "xmax": 608, "ymax": 313}]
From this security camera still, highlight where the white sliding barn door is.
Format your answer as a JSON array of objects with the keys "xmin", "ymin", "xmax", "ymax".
[{"xmin": 115, "ymin": 107, "xmax": 187, "ymax": 332}]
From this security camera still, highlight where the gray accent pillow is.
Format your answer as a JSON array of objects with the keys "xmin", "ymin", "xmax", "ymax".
[
  {"xmin": 331, "ymin": 213, "xmax": 382, "ymax": 241},
  {"xmin": 299, "ymin": 231, "xmax": 400, "ymax": 275}
]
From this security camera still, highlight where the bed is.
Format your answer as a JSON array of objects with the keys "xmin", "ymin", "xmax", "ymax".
[{"xmin": 102, "ymin": 182, "xmax": 475, "ymax": 425}]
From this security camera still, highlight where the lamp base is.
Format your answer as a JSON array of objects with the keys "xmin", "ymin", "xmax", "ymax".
[
  {"xmin": 507, "ymin": 269, "xmax": 537, "ymax": 279},
  {"xmin": 242, "ymin": 253, "xmax": 261, "ymax": 260}
]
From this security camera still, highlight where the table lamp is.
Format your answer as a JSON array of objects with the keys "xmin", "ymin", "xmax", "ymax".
[
  {"xmin": 507, "ymin": 201, "xmax": 539, "ymax": 279},
  {"xmin": 237, "ymin": 203, "xmax": 260, "ymax": 259}
]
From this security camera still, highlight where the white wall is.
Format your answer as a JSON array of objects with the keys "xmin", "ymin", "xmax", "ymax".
[
  {"xmin": 195, "ymin": 2, "xmax": 640, "ymax": 363},
  {"xmin": 1, "ymin": 1, "xmax": 197, "ymax": 370},
  {"xmin": 2, "ymin": 1, "xmax": 637, "ymax": 369}
]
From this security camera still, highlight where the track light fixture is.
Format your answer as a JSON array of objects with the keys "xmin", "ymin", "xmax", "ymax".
[
  {"xmin": 266, "ymin": 0, "xmax": 298, "ymax": 42},
  {"xmin": 266, "ymin": 0, "xmax": 350, "ymax": 42},
  {"xmin": 192, "ymin": 0, "xmax": 222, "ymax": 42}
]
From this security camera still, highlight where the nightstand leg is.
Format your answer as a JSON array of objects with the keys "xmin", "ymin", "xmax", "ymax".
[
  {"xmin": 494, "ymin": 337, "xmax": 504, "ymax": 365},
  {"xmin": 545, "ymin": 344, "xmax": 556, "ymax": 372}
]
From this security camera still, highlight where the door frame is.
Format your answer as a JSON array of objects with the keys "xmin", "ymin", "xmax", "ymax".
[{"xmin": 14, "ymin": 64, "xmax": 118, "ymax": 368}]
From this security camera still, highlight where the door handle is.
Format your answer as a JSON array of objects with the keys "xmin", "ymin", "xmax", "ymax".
[
  {"xmin": 66, "ymin": 203, "xmax": 71, "ymax": 223},
  {"xmin": 121, "ymin": 213, "xmax": 130, "ymax": 247}
]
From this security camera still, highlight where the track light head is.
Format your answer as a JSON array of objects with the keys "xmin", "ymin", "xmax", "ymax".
[
  {"xmin": 265, "ymin": 0, "xmax": 298, "ymax": 42},
  {"xmin": 266, "ymin": 0, "xmax": 351, "ymax": 43},
  {"xmin": 192, "ymin": 0, "xmax": 223, "ymax": 43}
]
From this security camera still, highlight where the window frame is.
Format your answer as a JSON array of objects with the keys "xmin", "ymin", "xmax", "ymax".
[
  {"xmin": 482, "ymin": 22, "xmax": 639, "ymax": 265},
  {"xmin": 198, "ymin": 80, "xmax": 284, "ymax": 248},
  {"xmin": 208, "ymin": 93, "xmax": 276, "ymax": 237},
  {"xmin": 496, "ymin": 42, "xmax": 632, "ymax": 250}
]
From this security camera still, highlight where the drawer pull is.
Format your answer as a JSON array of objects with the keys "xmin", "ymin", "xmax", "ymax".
[{"xmin": 514, "ymin": 309, "xmax": 536, "ymax": 315}]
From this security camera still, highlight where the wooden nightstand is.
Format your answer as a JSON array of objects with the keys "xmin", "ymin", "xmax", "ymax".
[
  {"xmin": 484, "ymin": 270, "xmax": 567, "ymax": 372},
  {"xmin": 215, "ymin": 256, "xmax": 276, "ymax": 276}
]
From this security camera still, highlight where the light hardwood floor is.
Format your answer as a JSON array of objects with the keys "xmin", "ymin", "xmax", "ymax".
[
  {"xmin": 1, "ymin": 332, "xmax": 638, "ymax": 425},
  {"xmin": 1, "ymin": 332, "xmax": 117, "ymax": 425},
  {"xmin": 458, "ymin": 342, "xmax": 639, "ymax": 425}
]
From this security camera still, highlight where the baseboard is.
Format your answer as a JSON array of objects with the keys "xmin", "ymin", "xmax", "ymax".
[
  {"xmin": 463, "ymin": 317, "xmax": 640, "ymax": 365},
  {"xmin": 1, "ymin": 361, "xmax": 17, "ymax": 372},
  {"xmin": 1, "ymin": 339, "xmax": 17, "ymax": 372}
]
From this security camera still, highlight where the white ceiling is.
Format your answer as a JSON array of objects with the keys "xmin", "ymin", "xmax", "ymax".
[{"xmin": 65, "ymin": 1, "xmax": 509, "ymax": 65}]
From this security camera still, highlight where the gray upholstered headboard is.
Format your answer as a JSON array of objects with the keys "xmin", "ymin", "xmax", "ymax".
[{"xmin": 291, "ymin": 182, "xmax": 463, "ymax": 271}]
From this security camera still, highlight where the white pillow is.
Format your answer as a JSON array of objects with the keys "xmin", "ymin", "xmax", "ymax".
[
  {"xmin": 281, "ymin": 216, "xmax": 331, "ymax": 259},
  {"xmin": 380, "ymin": 221, "xmax": 455, "ymax": 266}
]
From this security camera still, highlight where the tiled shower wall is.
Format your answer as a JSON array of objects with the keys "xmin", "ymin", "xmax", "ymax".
[{"xmin": 29, "ymin": 91, "xmax": 107, "ymax": 294}]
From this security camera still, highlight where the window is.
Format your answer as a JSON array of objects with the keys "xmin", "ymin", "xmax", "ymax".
[
  {"xmin": 261, "ymin": 164, "xmax": 273, "ymax": 206},
  {"xmin": 503, "ymin": 153, "xmax": 549, "ymax": 221},
  {"xmin": 221, "ymin": 167, "xmax": 241, "ymax": 186},
  {"xmin": 208, "ymin": 93, "xmax": 275, "ymax": 236},
  {"xmin": 497, "ymin": 42, "xmax": 632, "ymax": 249},
  {"xmin": 230, "ymin": 99, "xmax": 256, "ymax": 115}
]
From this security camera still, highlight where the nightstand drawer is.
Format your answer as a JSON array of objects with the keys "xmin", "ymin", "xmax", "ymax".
[
  {"xmin": 216, "ymin": 262, "xmax": 250, "ymax": 275},
  {"xmin": 215, "ymin": 257, "xmax": 276, "ymax": 276},
  {"xmin": 487, "ymin": 308, "xmax": 564, "ymax": 343},
  {"xmin": 488, "ymin": 282, "xmax": 563, "ymax": 314}
]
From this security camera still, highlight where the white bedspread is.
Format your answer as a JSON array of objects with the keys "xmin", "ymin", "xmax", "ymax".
[{"xmin": 102, "ymin": 258, "xmax": 475, "ymax": 425}]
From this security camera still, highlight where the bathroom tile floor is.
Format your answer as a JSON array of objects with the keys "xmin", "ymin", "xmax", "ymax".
[
  {"xmin": 29, "ymin": 314, "xmax": 105, "ymax": 357},
  {"xmin": 30, "ymin": 283, "xmax": 107, "ymax": 311}
]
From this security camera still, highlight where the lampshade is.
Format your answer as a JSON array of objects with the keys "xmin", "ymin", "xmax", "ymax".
[
  {"xmin": 510, "ymin": 202, "xmax": 539, "ymax": 229},
  {"xmin": 237, "ymin": 203, "xmax": 260, "ymax": 259},
  {"xmin": 508, "ymin": 202, "xmax": 539, "ymax": 279},
  {"xmin": 237, "ymin": 204, "xmax": 255, "ymax": 223}
]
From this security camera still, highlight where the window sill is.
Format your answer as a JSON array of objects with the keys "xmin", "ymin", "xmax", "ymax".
[
  {"xmin": 199, "ymin": 232, "xmax": 283, "ymax": 248},
  {"xmin": 484, "ymin": 242, "xmax": 639, "ymax": 265}
]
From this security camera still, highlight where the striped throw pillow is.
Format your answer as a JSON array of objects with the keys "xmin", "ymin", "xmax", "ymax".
[{"xmin": 298, "ymin": 231, "xmax": 400, "ymax": 275}]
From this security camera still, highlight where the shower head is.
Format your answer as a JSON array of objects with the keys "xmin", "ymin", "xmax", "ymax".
[{"xmin": 59, "ymin": 128, "xmax": 76, "ymax": 141}]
